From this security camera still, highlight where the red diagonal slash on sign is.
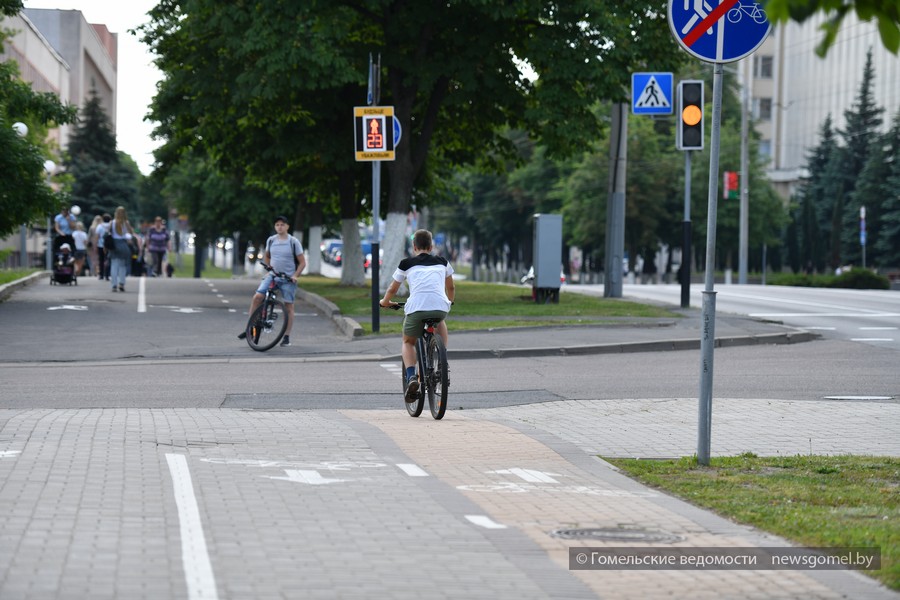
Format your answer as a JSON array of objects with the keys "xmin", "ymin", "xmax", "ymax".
[{"xmin": 682, "ymin": 0, "xmax": 741, "ymax": 47}]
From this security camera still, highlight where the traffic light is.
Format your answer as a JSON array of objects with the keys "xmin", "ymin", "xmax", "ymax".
[{"xmin": 677, "ymin": 80, "xmax": 704, "ymax": 151}]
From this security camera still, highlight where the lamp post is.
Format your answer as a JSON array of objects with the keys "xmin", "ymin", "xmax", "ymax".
[
  {"xmin": 13, "ymin": 123, "xmax": 29, "ymax": 268},
  {"xmin": 44, "ymin": 160, "xmax": 56, "ymax": 270}
]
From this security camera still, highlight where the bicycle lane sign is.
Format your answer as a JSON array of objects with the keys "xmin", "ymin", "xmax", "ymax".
[{"xmin": 668, "ymin": 0, "xmax": 771, "ymax": 64}]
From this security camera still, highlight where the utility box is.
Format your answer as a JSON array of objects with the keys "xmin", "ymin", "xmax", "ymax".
[{"xmin": 532, "ymin": 213, "xmax": 563, "ymax": 303}]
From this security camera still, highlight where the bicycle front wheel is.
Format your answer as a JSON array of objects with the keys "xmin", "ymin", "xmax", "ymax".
[
  {"xmin": 426, "ymin": 335, "xmax": 449, "ymax": 420},
  {"xmin": 246, "ymin": 298, "xmax": 288, "ymax": 352}
]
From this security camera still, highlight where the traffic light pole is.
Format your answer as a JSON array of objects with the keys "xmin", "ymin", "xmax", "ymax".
[
  {"xmin": 697, "ymin": 64, "xmax": 725, "ymax": 467},
  {"xmin": 681, "ymin": 150, "xmax": 692, "ymax": 308}
]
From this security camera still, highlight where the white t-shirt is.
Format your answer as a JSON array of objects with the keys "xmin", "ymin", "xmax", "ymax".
[{"xmin": 391, "ymin": 253, "xmax": 453, "ymax": 314}]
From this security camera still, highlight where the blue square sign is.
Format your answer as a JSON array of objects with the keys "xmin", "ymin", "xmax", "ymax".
[{"xmin": 632, "ymin": 73, "xmax": 674, "ymax": 115}]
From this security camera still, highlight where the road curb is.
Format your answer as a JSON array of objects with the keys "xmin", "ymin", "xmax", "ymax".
[
  {"xmin": 0, "ymin": 271, "xmax": 48, "ymax": 303},
  {"xmin": 431, "ymin": 329, "xmax": 820, "ymax": 361},
  {"xmin": 297, "ymin": 288, "xmax": 364, "ymax": 338}
]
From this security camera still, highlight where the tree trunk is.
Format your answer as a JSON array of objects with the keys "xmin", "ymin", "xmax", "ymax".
[{"xmin": 338, "ymin": 172, "xmax": 365, "ymax": 286}]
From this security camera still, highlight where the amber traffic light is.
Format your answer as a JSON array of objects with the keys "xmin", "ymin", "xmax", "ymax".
[{"xmin": 677, "ymin": 80, "xmax": 704, "ymax": 151}]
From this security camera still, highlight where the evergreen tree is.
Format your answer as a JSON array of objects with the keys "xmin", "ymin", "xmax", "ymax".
[
  {"xmin": 837, "ymin": 48, "xmax": 884, "ymax": 264},
  {"xmin": 66, "ymin": 90, "xmax": 138, "ymax": 218},
  {"xmin": 875, "ymin": 109, "xmax": 900, "ymax": 266},
  {"xmin": 795, "ymin": 116, "xmax": 838, "ymax": 271}
]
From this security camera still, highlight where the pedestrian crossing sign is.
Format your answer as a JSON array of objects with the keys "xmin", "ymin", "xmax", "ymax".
[{"xmin": 631, "ymin": 73, "xmax": 674, "ymax": 115}]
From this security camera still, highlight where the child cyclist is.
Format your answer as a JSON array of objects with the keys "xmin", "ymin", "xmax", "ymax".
[{"xmin": 380, "ymin": 229, "xmax": 455, "ymax": 402}]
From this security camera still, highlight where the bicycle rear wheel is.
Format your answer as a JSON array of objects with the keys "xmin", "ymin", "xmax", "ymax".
[
  {"xmin": 246, "ymin": 298, "xmax": 288, "ymax": 352},
  {"xmin": 404, "ymin": 340, "xmax": 425, "ymax": 417},
  {"xmin": 426, "ymin": 335, "xmax": 449, "ymax": 420}
]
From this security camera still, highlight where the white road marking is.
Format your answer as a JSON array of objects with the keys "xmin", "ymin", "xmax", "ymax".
[
  {"xmin": 859, "ymin": 327, "xmax": 897, "ymax": 331},
  {"xmin": 465, "ymin": 515, "xmax": 507, "ymax": 529},
  {"xmin": 493, "ymin": 468, "xmax": 560, "ymax": 483},
  {"xmin": 171, "ymin": 308, "xmax": 204, "ymax": 314},
  {"xmin": 803, "ymin": 327, "xmax": 836, "ymax": 331},
  {"xmin": 824, "ymin": 395, "xmax": 893, "ymax": 401},
  {"xmin": 750, "ymin": 312, "xmax": 900, "ymax": 318},
  {"xmin": 165, "ymin": 454, "xmax": 219, "ymax": 600},
  {"xmin": 380, "ymin": 363, "xmax": 404, "ymax": 378},
  {"xmin": 138, "ymin": 277, "xmax": 147, "ymax": 313},
  {"xmin": 268, "ymin": 469, "xmax": 346, "ymax": 485},
  {"xmin": 851, "ymin": 338, "xmax": 894, "ymax": 342},
  {"xmin": 47, "ymin": 305, "xmax": 88, "ymax": 311},
  {"xmin": 396, "ymin": 463, "xmax": 429, "ymax": 477},
  {"xmin": 0, "ymin": 450, "xmax": 21, "ymax": 458}
]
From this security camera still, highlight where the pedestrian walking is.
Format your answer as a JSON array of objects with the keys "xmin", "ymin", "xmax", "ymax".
[
  {"xmin": 146, "ymin": 216, "xmax": 170, "ymax": 277},
  {"xmin": 71, "ymin": 222, "xmax": 89, "ymax": 276},
  {"xmin": 108, "ymin": 206, "xmax": 137, "ymax": 292},
  {"xmin": 87, "ymin": 215, "xmax": 103, "ymax": 276}
]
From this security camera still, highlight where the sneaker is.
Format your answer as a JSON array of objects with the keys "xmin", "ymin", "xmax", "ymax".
[
  {"xmin": 237, "ymin": 331, "xmax": 247, "ymax": 340},
  {"xmin": 404, "ymin": 377, "xmax": 420, "ymax": 403},
  {"xmin": 118, "ymin": 284, "xmax": 125, "ymax": 292},
  {"xmin": 280, "ymin": 335, "xmax": 291, "ymax": 347},
  {"xmin": 111, "ymin": 287, "xmax": 117, "ymax": 292}
]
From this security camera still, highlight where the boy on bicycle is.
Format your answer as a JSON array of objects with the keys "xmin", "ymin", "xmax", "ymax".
[
  {"xmin": 238, "ymin": 215, "xmax": 307, "ymax": 346},
  {"xmin": 380, "ymin": 229, "xmax": 455, "ymax": 401}
]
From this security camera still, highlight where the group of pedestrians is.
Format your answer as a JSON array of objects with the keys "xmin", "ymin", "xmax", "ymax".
[{"xmin": 52, "ymin": 206, "xmax": 173, "ymax": 292}]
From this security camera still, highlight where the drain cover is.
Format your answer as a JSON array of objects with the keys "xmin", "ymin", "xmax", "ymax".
[{"xmin": 551, "ymin": 527, "xmax": 683, "ymax": 543}]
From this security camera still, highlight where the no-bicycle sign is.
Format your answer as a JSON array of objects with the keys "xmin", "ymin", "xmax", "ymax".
[{"xmin": 668, "ymin": 0, "xmax": 771, "ymax": 63}]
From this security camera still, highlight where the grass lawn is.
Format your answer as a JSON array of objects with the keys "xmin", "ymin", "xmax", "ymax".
[
  {"xmin": 298, "ymin": 275, "xmax": 677, "ymax": 335},
  {"xmin": 0, "ymin": 269, "xmax": 40, "ymax": 286},
  {"xmin": 607, "ymin": 454, "xmax": 899, "ymax": 590},
  {"xmin": 169, "ymin": 254, "xmax": 235, "ymax": 280}
]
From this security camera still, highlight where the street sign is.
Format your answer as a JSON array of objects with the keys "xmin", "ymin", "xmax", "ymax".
[
  {"xmin": 668, "ymin": 0, "xmax": 771, "ymax": 64},
  {"xmin": 354, "ymin": 106, "xmax": 395, "ymax": 161},
  {"xmin": 632, "ymin": 73, "xmax": 673, "ymax": 115},
  {"xmin": 393, "ymin": 116, "xmax": 402, "ymax": 146}
]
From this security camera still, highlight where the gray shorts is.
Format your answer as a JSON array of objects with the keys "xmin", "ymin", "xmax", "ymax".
[{"xmin": 403, "ymin": 310, "xmax": 448, "ymax": 338}]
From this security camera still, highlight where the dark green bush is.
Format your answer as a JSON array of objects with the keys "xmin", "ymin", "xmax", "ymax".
[
  {"xmin": 770, "ymin": 267, "xmax": 889, "ymax": 290},
  {"xmin": 830, "ymin": 267, "xmax": 890, "ymax": 290}
]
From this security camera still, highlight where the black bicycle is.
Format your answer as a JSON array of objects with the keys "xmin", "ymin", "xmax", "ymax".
[
  {"xmin": 245, "ymin": 262, "xmax": 290, "ymax": 352},
  {"xmin": 386, "ymin": 303, "xmax": 449, "ymax": 419}
]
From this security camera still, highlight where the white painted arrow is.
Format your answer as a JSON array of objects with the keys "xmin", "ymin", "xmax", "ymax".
[
  {"xmin": 0, "ymin": 450, "xmax": 21, "ymax": 458},
  {"xmin": 47, "ymin": 305, "xmax": 88, "ymax": 311},
  {"xmin": 171, "ymin": 307, "xmax": 204, "ymax": 314},
  {"xmin": 491, "ymin": 468, "xmax": 561, "ymax": 483},
  {"xmin": 267, "ymin": 469, "xmax": 346, "ymax": 485}
]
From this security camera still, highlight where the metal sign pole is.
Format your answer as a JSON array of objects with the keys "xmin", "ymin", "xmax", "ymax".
[
  {"xmin": 698, "ymin": 64, "xmax": 725, "ymax": 466},
  {"xmin": 369, "ymin": 54, "xmax": 381, "ymax": 333},
  {"xmin": 682, "ymin": 150, "xmax": 692, "ymax": 308}
]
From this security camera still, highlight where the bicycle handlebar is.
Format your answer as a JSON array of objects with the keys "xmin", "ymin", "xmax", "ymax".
[{"xmin": 259, "ymin": 261, "xmax": 293, "ymax": 280}]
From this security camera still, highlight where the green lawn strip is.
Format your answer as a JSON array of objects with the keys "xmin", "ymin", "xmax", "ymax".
[
  {"xmin": 355, "ymin": 318, "xmax": 616, "ymax": 336},
  {"xmin": 169, "ymin": 254, "xmax": 234, "ymax": 279},
  {"xmin": 298, "ymin": 276, "xmax": 676, "ymax": 320},
  {"xmin": 0, "ymin": 269, "xmax": 41, "ymax": 286},
  {"xmin": 607, "ymin": 454, "xmax": 899, "ymax": 590}
]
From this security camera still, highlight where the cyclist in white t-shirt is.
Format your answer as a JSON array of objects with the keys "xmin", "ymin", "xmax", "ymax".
[
  {"xmin": 238, "ymin": 215, "xmax": 306, "ymax": 347},
  {"xmin": 380, "ymin": 229, "xmax": 455, "ymax": 401}
]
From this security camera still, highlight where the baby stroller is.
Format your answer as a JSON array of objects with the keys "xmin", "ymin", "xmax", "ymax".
[{"xmin": 50, "ymin": 236, "xmax": 78, "ymax": 286}]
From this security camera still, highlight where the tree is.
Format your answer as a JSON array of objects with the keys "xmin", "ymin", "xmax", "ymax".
[
  {"xmin": 66, "ymin": 90, "xmax": 140, "ymax": 219},
  {"xmin": 0, "ymin": 0, "xmax": 76, "ymax": 237},
  {"xmin": 141, "ymin": 1, "xmax": 685, "ymax": 290},
  {"xmin": 765, "ymin": 0, "xmax": 900, "ymax": 56},
  {"xmin": 794, "ymin": 116, "xmax": 839, "ymax": 272},
  {"xmin": 874, "ymin": 109, "xmax": 900, "ymax": 266}
]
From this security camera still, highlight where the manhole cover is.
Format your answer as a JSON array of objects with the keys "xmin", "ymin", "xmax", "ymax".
[{"xmin": 550, "ymin": 527, "xmax": 684, "ymax": 543}]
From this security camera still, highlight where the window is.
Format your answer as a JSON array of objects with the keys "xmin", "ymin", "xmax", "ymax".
[
  {"xmin": 753, "ymin": 55, "xmax": 773, "ymax": 79},
  {"xmin": 758, "ymin": 139, "xmax": 772, "ymax": 160},
  {"xmin": 753, "ymin": 97, "xmax": 773, "ymax": 121}
]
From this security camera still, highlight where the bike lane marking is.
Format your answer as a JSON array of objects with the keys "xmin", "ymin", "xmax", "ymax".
[
  {"xmin": 344, "ymin": 409, "xmax": 842, "ymax": 600},
  {"xmin": 165, "ymin": 453, "xmax": 220, "ymax": 600}
]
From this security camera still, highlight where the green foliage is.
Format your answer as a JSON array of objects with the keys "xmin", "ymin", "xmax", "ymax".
[{"xmin": 765, "ymin": 0, "xmax": 900, "ymax": 55}]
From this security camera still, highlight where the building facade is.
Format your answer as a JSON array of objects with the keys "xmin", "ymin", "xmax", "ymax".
[{"xmin": 738, "ymin": 14, "xmax": 899, "ymax": 199}]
